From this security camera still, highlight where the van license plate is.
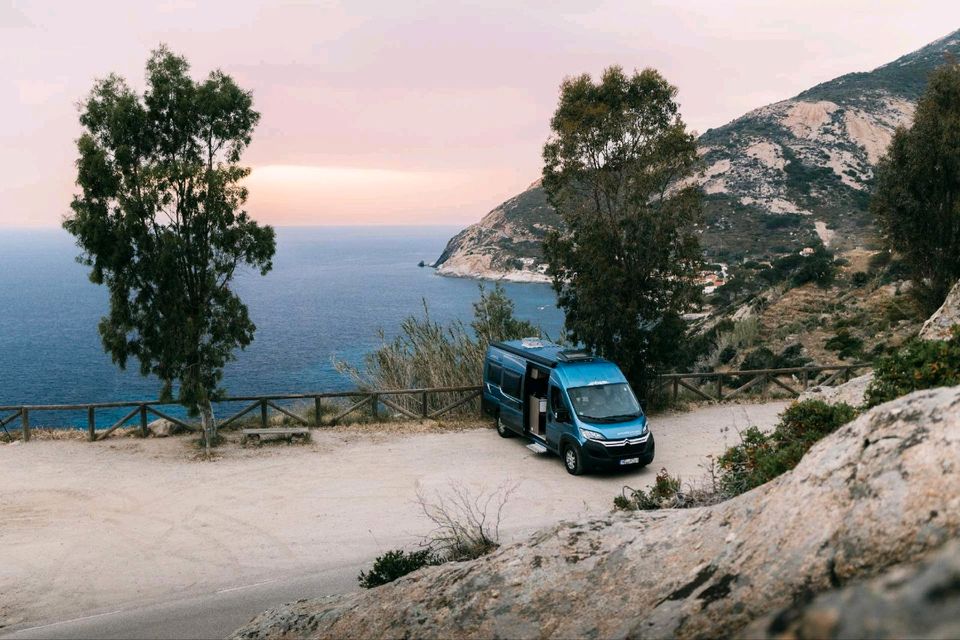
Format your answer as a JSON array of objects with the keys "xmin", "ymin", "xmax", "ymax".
[{"xmin": 620, "ymin": 457, "xmax": 640, "ymax": 466}]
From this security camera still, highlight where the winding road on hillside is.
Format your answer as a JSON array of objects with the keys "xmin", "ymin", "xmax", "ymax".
[{"xmin": 0, "ymin": 401, "xmax": 787, "ymax": 640}]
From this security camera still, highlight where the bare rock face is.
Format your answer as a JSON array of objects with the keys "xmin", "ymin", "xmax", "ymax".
[
  {"xmin": 797, "ymin": 372, "xmax": 872, "ymax": 407},
  {"xmin": 231, "ymin": 386, "xmax": 960, "ymax": 640},
  {"xmin": 744, "ymin": 539, "xmax": 960, "ymax": 639},
  {"xmin": 919, "ymin": 279, "xmax": 960, "ymax": 341}
]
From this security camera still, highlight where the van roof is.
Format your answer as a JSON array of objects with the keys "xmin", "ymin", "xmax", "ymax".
[{"xmin": 490, "ymin": 339, "xmax": 598, "ymax": 368}]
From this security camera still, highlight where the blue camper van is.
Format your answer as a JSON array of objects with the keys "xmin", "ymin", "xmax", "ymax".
[{"xmin": 482, "ymin": 338, "xmax": 654, "ymax": 475}]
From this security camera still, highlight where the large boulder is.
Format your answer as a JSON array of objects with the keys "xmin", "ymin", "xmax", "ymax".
[
  {"xmin": 147, "ymin": 418, "xmax": 180, "ymax": 437},
  {"xmin": 919, "ymin": 279, "xmax": 960, "ymax": 341},
  {"xmin": 744, "ymin": 539, "xmax": 960, "ymax": 639},
  {"xmin": 797, "ymin": 371, "xmax": 872, "ymax": 407},
  {"xmin": 231, "ymin": 386, "xmax": 960, "ymax": 640}
]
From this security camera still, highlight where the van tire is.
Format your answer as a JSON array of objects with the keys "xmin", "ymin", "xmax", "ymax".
[
  {"xmin": 562, "ymin": 443, "xmax": 585, "ymax": 475},
  {"xmin": 496, "ymin": 415, "xmax": 513, "ymax": 438}
]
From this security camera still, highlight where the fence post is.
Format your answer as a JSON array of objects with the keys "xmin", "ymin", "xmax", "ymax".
[
  {"xmin": 802, "ymin": 369, "xmax": 809, "ymax": 390},
  {"xmin": 139, "ymin": 405, "xmax": 148, "ymax": 437},
  {"xmin": 87, "ymin": 406, "xmax": 95, "ymax": 441},
  {"xmin": 673, "ymin": 378, "xmax": 679, "ymax": 403},
  {"xmin": 716, "ymin": 375, "xmax": 723, "ymax": 401},
  {"xmin": 421, "ymin": 390, "xmax": 428, "ymax": 419},
  {"xmin": 314, "ymin": 396, "xmax": 323, "ymax": 427},
  {"xmin": 260, "ymin": 400, "xmax": 268, "ymax": 428},
  {"xmin": 371, "ymin": 394, "xmax": 379, "ymax": 421},
  {"xmin": 21, "ymin": 408, "xmax": 30, "ymax": 442}
]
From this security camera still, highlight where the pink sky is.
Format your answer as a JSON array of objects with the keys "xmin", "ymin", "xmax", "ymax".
[{"xmin": 1, "ymin": 1, "xmax": 958, "ymax": 227}]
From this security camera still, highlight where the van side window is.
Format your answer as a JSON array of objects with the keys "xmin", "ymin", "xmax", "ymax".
[
  {"xmin": 501, "ymin": 370, "xmax": 522, "ymax": 399},
  {"xmin": 485, "ymin": 362, "xmax": 502, "ymax": 385},
  {"xmin": 550, "ymin": 386, "xmax": 568, "ymax": 416}
]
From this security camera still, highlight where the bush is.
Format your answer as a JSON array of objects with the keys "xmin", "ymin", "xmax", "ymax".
[
  {"xmin": 416, "ymin": 482, "xmax": 515, "ymax": 562},
  {"xmin": 864, "ymin": 327, "xmax": 960, "ymax": 408},
  {"xmin": 614, "ymin": 468, "xmax": 723, "ymax": 511},
  {"xmin": 851, "ymin": 271, "xmax": 870, "ymax": 287},
  {"xmin": 358, "ymin": 549, "xmax": 437, "ymax": 589},
  {"xmin": 825, "ymin": 330, "xmax": 864, "ymax": 360},
  {"xmin": 716, "ymin": 400, "xmax": 857, "ymax": 496},
  {"xmin": 336, "ymin": 284, "xmax": 537, "ymax": 416}
]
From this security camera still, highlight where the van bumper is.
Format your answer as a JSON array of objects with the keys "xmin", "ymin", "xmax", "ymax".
[{"xmin": 582, "ymin": 433, "xmax": 655, "ymax": 468}]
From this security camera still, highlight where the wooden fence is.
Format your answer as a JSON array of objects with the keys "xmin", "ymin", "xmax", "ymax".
[
  {"xmin": 0, "ymin": 364, "xmax": 869, "ymax": 443},
  {"xmin": 0, "ymin": 385, "xmax": 482, "ymax": 443},
  {"xmin": 655, "ymin": 363, "xmax": 870, "ymax": 404}
]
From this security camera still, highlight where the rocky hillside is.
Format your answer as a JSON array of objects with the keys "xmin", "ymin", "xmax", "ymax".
[
  {"xmin": 434, "ymin": 180, "xmax": 558, "ymax": 282},
  {"xmin": 435, "ymin": 29, "xmax": 960, "ymax": 280},
  {"xmin": 232, "ymin": 385, "xmax": 960, "ymax": 639}
]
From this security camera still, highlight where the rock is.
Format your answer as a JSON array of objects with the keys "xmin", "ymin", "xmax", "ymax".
[
  {"xmin": 797, "ymin": 371, "xmax": 873, "ymax": 407},
  {"xmin": 919, "ymin": 279, "xmax": 960, "ymax": 341},
  {"xmin": 231, "ymin": 385, "xmax": 960, "ymax": 640},
  {"xmin": 743, "ymin": 539, "xmax": 960, "ymax": 639},
  {"xmin": 147, "ymin": 418, "xmax": 179, "ymax": 437}
]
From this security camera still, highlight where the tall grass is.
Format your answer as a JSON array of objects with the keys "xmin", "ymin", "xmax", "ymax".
[{"xmin": 335, "ymin": 284, "xmax": 540, "ymax": 416}]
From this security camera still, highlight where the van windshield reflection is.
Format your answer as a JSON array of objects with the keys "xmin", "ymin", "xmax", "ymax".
[{"xmin": 567, "ymin": 383, "xmax": 641, "ymax": 423}]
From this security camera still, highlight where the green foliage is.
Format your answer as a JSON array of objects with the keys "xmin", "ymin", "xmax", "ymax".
[
  {"xmin": 758, "ymin": 245, "xmax": 837, "ymax": 288},
  {"xmin": 541, "ymin": 66, "xmax": 702, "ymax": 397},
  {"xmin": 357, "ymin": 549, "xmax": 437, "ymax": 589},
  {"xmin": 851, "ymin": 271, "xmax": 870, "ymax": 287},
  {"xmin": 615, "ymin": 468, "xmax": 682, "ymax": 510},
  {"xmin": 716, "ymin": 401, "xmax": 857, "ymax": 496},
  {"xmin": 63, "ymin": 47, "xmax": 275, "ymax": 447},
  {"xmin": 871, "ymin": 61, "xmax": 960, "ymax": 313},
  {"xmin": 337, "ymin": 284, "xmax": 535, "ymax": 414},
  {"xmin": 864, "ymin": 327, "xmax": 960, "ymax": 408},
  {"xmin": 825, "ymin": 330, "xmax": 865, "ymax": 360}
]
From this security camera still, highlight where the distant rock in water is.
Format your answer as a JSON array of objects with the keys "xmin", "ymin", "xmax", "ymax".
[{"xmin": 231, "ymin": 384, "xmax": 960, "ymax": 640}]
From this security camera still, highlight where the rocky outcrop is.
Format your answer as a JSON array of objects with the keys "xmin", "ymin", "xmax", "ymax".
[
  {"xmin": 433, "ymin": 181, "xmax": 558, "ymax": 283},
  {"xmin": 919, "ymin": 279, "xmax": 960, "ymax": 341},
  {"xmin": 147, "ymin": 418, "xmax": 179, "ymax": 437},
  {"xmin": 797, "ymin": 371, "xmax": 872, "ymax": 407},
  {"xmin": 231, "ymin": 385, "xmax": 960, "ymax": 640},
  {"xmin": 745, "ymin": 539, "xmax": 960, "ymax": 639}
]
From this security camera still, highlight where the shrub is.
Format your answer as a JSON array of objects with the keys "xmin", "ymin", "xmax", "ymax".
[
  {"xmin": 851, "ymin": 271, "xmax": 870, "ymax": 287},
  {"xmin": 614, "ymin": 468, "xmax": 723, "ymax": 511},
  {"xmin": 716, "ymin": 400, "xmax": 857, "ymax": 496},
  {"xmin": 864, "ymin": 327, "xmax": 960, "ymax": 408},
  {"xmin": 358, "ymin": 549, "xmax": 437, "ymax": 589},
  {"xmin": 416, "ymin": 482, "xmax": 515, "ymax": 562},
  {"xmin": 825, "ymin": 330, "xmax": 864, "ymax": 360}
]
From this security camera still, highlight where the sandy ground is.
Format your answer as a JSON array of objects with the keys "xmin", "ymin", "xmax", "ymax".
[{"xmin": 0, "ymin": 402, "xmax": 787, "ymax": 633}]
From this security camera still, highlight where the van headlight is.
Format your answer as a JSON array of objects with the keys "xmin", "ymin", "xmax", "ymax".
[{"xmin": 581, "ymin": 429, "xmax": 605, "ymax": 441}]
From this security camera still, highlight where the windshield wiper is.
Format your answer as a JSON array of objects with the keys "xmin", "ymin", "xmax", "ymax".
[{"xmin": 603, "ymin": 413, "xmax": 642, "ymax": 422}]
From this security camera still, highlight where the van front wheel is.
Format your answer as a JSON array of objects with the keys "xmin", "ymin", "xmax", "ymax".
[
  {"xmin": 496, "ymin": 415, "xmax": 513, "ymax": 438},
  {"xmin": 562, "ymin": 443, "xmax": 585, "ymax": 475}
]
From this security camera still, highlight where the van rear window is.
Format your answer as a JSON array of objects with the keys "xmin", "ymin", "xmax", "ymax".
[
  {"xmin": 485, "ymin": 363, "xmax": 502, "ymax": 385},
  {"xmin": 501, "ymin": 371, "xmax": 522, "ymax": 398}
]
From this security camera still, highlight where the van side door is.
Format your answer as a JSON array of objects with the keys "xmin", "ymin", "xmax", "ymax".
[
  {"xmin": 499, "ymin": 367, "xmax": 524, "ymax": 432},
  {"xmin": 547, "ymin": 382, "xmax": 572, "ymax": 451}
]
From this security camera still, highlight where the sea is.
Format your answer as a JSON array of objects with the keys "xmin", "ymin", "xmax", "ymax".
[{"xmin": 0, "ymin": 226, "xmax": 563, "ymax": 427}]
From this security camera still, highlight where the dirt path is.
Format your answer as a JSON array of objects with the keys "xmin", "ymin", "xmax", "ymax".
[{"xmin": 0, "ymin": 401, "xmax": 786, "ymax": 634}]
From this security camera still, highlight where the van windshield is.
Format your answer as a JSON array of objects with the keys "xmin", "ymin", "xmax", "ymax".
[{"xmin": 567, "ymin": 383, "xmax": 642, "ymax": 423}]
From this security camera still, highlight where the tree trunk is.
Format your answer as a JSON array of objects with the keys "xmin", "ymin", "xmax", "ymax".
[{"xmin": 199, "ymin": 398, "xmax": 217, "ymax": 454}]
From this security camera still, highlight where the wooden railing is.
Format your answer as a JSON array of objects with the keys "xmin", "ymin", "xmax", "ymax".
[
  {"xmin": 0, "ymin": 363, "xmax": 870, "ymax": 443},
  {"xmin": 655, "ymin": 363, "xmax": 870, "ymax": 404},
  {"xmin": 0, "ymin": 385, "xmax": 483, "ymax": 443}
]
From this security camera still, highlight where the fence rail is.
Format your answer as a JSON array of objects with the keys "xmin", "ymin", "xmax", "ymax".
[
  {"xmin": 655, "ymin": 363, "xmax": 869, "ymax": 404},
  {"xmin": 0, "ymin": 385, "xmax": 483, "ymax": 443},
  {"xmin": 1, "ymin": 363, "xmax": 869, "ymax": 443}
]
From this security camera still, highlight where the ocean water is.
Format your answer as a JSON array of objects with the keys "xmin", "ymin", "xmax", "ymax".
[{"xmin": 0, "ymin": 226, "xmax": 562, "ymax": 427}]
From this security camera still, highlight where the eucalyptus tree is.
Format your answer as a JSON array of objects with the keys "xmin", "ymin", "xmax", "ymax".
[
  {"xmin": 542, "ymin": 66, "xmax": 702, "ymax": 396},
  {"xmin": 871, "ymin": 61, "xmax": 960, "ymax": 313},
  {"xmin": 65, "ymin": 46, "xmax": 275, "ymax": 451}
]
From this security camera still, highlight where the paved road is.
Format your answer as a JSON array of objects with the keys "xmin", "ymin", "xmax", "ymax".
[{"xmin": 1, "ymin": 401, "xmax": 787, "ymax": 639}]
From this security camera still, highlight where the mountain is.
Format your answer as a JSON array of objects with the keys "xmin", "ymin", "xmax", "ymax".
[{"xmin": 434, "ymin": 29, "xmax": 960, "ymax": 281}]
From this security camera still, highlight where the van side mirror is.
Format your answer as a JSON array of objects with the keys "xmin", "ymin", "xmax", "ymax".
[{"xmin": 555, "ymin": 408, "xmax": 571, "ymax": 424}]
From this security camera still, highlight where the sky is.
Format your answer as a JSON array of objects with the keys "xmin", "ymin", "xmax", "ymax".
[{"xmin": 1, "ymin": 1, "xmax": 958, "ymax": 228}]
